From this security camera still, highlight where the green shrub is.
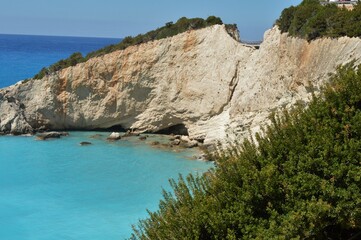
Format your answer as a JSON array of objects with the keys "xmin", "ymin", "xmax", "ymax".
[
  {"xmin": 206, "ymin": 16, "xmax": 223, "ymax": 25},
  {"xmin": 33, "ymin": 16, "xmax": 225, "ymax": 79},
  {"xmin": 130, "ymin": 63, "xmax": 361, "ymax": 239},
  {"xmin": 276, "ymin": 0, "xmax": 361, "ymax": 41},
  {"xmin": 33, "ymin": 52, "xmax": 84, "ymax": 79}
]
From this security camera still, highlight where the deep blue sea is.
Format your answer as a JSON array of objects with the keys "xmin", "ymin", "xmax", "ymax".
[
  {"xmin": 0, "ymin": 35, "xmax": 213, "ymax": 239},
  {"xmin": 0, "ymin": 34, "xmax": 121, "ymax": 88}
]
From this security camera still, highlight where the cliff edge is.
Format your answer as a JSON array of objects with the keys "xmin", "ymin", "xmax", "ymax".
[{"xmin": 1, "ymin": 25, "xmax": 361, "ymax": 146}]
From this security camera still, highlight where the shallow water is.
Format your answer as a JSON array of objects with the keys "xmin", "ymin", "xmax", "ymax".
[{"xmin": 0, "ymin": 132, "xmax": 213, "ymax": 239}]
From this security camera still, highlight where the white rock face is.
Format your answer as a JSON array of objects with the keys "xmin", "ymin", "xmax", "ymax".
[
  {"xmin": 107, "ymin": 132, "xmax": 121, "ymax": 140},
  {"xmin": 0, "ymin": 25, "xmax": 361, "ymax": 146}
]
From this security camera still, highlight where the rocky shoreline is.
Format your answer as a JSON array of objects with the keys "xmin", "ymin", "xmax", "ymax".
[{"xmin": 20, "ymin": 130, "xmax": 209, "ymax": 160}]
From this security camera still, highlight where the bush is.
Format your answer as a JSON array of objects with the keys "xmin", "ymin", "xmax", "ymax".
[
  {"xmin": 276, "ymin": 0, "xmax": 361, "ymax": 41},
  {"xmin": 130, "ymin": 63, "xmax": 361, "ymax": 239},
  {"xmin": 206, "ymin": 16, "xmax": 223, "ymax": 25},
  {"xmin": 33, "ymin": 16, "xmax": 225, "ymax": 79},
  {"xmin": 33, "ymin": 52, "xmax": 84, "ymax": 79}
]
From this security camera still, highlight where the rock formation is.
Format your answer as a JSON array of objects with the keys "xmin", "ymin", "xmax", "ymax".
[{"xmin": 1, "ymin": 25, "xmax": 361, "ymax": 147}]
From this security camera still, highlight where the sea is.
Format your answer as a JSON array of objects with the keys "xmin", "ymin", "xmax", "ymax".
[
  {"xmin": 0, "ymin": 34, "xmax": 213, "ymax": 239},
  {"xmin": 0, "ymin": 34, "xmax": 122, "ymax": 88}
]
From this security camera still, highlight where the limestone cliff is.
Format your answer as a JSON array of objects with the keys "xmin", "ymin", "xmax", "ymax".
[{"xmin": 1, "ymin": 25, "xmax": 361, "ymax": 147}]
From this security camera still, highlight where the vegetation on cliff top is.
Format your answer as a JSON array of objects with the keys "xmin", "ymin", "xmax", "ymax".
[
  {"xmin": 130, "ymin": 63, "xmax": 361, "ymax": 239},
  {"xmin": 33, "ymin": 16, "xmax": 230, "ymax": 79},
  {"xmin": 276, "ymin": 0, "xmax": 361, "ymax": 41}
]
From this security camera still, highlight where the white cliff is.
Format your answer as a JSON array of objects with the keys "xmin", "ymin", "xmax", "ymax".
[{"xmin": 0, "ymin": 25, "xmax": 361, "ymax": 147}]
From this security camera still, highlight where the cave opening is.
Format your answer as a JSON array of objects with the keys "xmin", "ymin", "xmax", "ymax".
[
  {"xmin": 155, "ymin": 123, "xmax": 189, "ymax": 136},
  {"xmin": 93, "ymin": 124, "xmax": 126, "ymax": 132}
]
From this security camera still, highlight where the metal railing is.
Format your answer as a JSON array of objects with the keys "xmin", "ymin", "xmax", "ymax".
[
  {"xmin": 240, "ymin": 40, "xmax": 263, "ymax": 46},
  {"xmin": 320, "ymin": 0, "xmax": 358, "ymax": 5}
]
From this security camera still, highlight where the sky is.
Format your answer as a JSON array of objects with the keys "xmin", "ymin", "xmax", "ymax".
[{"xmin": 0, "ymin": 0, "xmax": 302, "ymax": 40}]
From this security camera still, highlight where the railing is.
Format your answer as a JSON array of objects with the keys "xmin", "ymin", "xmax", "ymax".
[
  {"xmin": 240, "ymin": 40, "xmax": 263, "ymax": 46},
  {"xmin": 320, "ymin": 0, "xmax": 358, "ymax": 5}
]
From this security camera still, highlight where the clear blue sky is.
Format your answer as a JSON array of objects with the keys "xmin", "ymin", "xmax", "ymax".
[{"xmin": 0, "ymin": 0, "xmax": 302, "ymax": 40}]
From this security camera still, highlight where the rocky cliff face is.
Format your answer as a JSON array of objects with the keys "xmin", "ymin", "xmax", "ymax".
[{"xmin": 1, "ymin": 25, "xmax": 361, "ymax": 146}]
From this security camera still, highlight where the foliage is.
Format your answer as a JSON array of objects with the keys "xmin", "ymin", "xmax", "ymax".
[
  {"xmin": 33, "ymin": 16, "xmax": 224, "ymax": 79},
  {"xmin": 276, "ymin": 0, "xmax": 361, "ymax": 41},
  {"xmin": 34, "ymin": 52, "xmax": 85, "ymax": 79},
  {"xmin": 130, "ymin": 63, "xmax": 361, "ymax": 239}
]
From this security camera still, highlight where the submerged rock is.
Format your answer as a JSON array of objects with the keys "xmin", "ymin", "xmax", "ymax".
[
  {"xmin": 89, "ymin": 134, "xmax": 103, "ymax": 139},
  {"xmin": 151, "ymin": 141, "xmax": 160, "ymax": 146},
  {"xmin": 36, "ymin": 131, "xmax": 69, "ymax": 140},
  {"xmin": 139, "ymin": 136, "xmax": 147, "ymax": 141},
  {"xmin": 80, "ymin": 141, "xmax": 92, "ymax": 146}
]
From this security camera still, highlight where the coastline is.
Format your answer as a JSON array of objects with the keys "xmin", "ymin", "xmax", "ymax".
[{"xmin": 0, "ymin": 130, "xmax": 210, "ymax": 161}]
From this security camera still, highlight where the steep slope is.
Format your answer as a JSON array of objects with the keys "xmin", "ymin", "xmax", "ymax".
[
  {"xmin": 1, "ymin": 25, "xmax": 361, "ymax": 147},
  {"xmin": 195, "ymin": 27, "xmax": 361, "ymax": 145}
]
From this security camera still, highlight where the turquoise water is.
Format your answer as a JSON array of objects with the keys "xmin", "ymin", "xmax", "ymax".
[{"xmin": 0, "ymin": 132, "xmax": 212, "ymax": 239}]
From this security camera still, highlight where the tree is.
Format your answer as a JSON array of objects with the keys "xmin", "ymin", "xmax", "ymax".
[
  {"xmin": 276, "ymin": 6, "xmax": 296, "ymax": 33},
  {"xmin": 276, "ymin": 0, "xmax": 361, "ymax": 41},
  {"xmin": 206, "ymin": 16, "xmax": 223, "ymax": 25},
  {"xmin": 165, "ymin": 21, "xmax": 173, "ymax": 27}
]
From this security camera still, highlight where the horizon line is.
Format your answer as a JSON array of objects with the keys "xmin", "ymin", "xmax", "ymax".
[{"xmin": 0, "ymin": 32, "xmax": 122, "ymax": 40}]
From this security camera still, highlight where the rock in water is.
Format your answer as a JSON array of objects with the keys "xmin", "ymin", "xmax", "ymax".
[
  {"xmin": 107, "ymin": 132, "xmax": 121, "ymax": 141},
  {"xmin": 89, "ymin": 134, "xmax": 103, "ymax": 139},
  {"xmin": 171, "ymin": 139, "xmax": 181, "ymax": 146},
  {"xmin": 123, "ymin": 130, "xmax": 141, "ymax": 137},
  {"xmin": 151, "ymin": 141, "xmax": 160, "ymax": 146}
]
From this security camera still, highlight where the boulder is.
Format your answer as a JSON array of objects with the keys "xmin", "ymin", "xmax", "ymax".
[
  {"xmin": 180, "ymin": 135, "xmax": 190, "ymax": 142},
  {"xmin": 172, "ymin": 139, "xmax": 181, "ymax": 145},
  {"xmin": 107, "ymin": 132, "xmax": 121, "ymax": 140},
  {"xmin": 186, "ymin": 140, "xmax": 199, "ymax": 148}
]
